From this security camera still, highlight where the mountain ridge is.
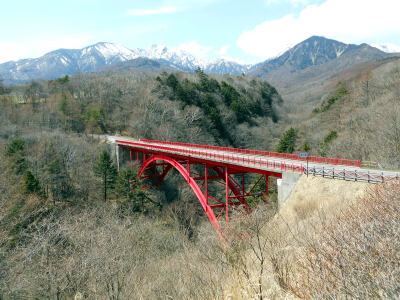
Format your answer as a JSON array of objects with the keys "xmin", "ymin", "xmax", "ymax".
[
  {"xmin": 0, "ymin": 42, "xmax": 251, "ymax": 84},
  {"xmin": 248, "ymin": 36, "xmax": 386, "ymax": 76},
  {"xmin": 0, "ymin": 36, "xmax": 396, "ymax": 85}
]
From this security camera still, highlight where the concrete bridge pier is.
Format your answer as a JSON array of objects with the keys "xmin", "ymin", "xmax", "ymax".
[{"xmin": 277, "ymin": 172, "xmax": 302, "ymax": 205}]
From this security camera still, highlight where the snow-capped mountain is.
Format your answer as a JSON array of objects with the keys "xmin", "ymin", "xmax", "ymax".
[
  {"xmin": 249, "ymin": 36, "xmax": 390, "ymax": 78},
  {"xmin": 1, "ymin": 37, "xmax": 393, "ymax": 85},
  {"xmin": 249, "ymin": 36, "xmax": 359, "ymax": 76},
  {"xmin": 145, "ymin": 44, "xmax": 205, "ymax": 71},
  {"xmin": 0, "ymin": 42, "xmax": 250, "ymax": 84}
]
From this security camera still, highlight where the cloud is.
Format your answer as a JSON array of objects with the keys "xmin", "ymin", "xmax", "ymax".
[
  {"xmin": 0, "ymin": 35, "xmax": 91, "ymax": 63},
  {"xmin": 177, "ymin": 41, "xmax": 212, "ymax": 58},
  {"xmin": 289, "ymin": 0, "xmax": 311, "ymax": 5},
  {"xmin": 214, "ymin": 45, "xmax": 230, "ymax": 55},
  {"xmin": 265, "ymin": 0, "xmax": 310, "ymax": 6},
  {"xmin": 170, "ymin": 0, "xmax": 222, "ymax": 7},
  {"xmin": 127, "ymin": 6, "xmax": 182, "ymax": 16},
  {"xmin": 127, "ymin": 0, "xmax": 221, "ymax": 16},
  {"xmin": 0, "ymin": 43, "xmax": 27, "ymax": 63},
  {"xmin": 118, "ymin": 24, "xmax": 168, "ymax": 37},
  {"xmin": 220, "ymin": 56, "xmax": 246, "ymax": 64},
  {"xmin": 371, "ymin": 43, "xmax": 400, "ymax": 53},
  {"xmin": 238, "ymin": 0, "xmax": 400, "ymax": 59}
]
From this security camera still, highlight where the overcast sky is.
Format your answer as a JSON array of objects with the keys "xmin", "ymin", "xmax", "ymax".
[{"xmin": 1, "ymin": 0, "xmax": 400, "ymax": 64}]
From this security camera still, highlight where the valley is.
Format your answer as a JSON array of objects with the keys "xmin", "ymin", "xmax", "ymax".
[{"xmin": 0, "ymin": 35, "xmax": 399, "ymax": 299}]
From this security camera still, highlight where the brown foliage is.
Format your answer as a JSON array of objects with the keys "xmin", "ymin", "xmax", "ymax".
[{"xmin": 284, "ymin": 181, "xmax": 400, "ymax": 299}]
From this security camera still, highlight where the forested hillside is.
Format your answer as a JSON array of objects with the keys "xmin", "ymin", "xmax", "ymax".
[
  {"xmin": 0, "ymin": 71, "xmax": 285, "ymax": 298},
  {"xmin": 1, "ymin": 70, "xmax": 282, "ymax": 145},
  {"xmin": 1, "ymin": 58, "xmax": 399, "ymax": 298},
  {"xmin": 285, "ymin": 57, "xmax": 400, "ymax": 169}
]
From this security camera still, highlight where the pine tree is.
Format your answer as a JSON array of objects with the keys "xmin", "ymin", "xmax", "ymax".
[
  {"xmin": 6, "ymin": 138, "xmax": 28, "ymax": 174},
  {"xmin": 115, "ymin": 169, "xmax": 137, "ymax": 201},
  {"xmin": 94, "ymin": 150, "xmax": 117, "ymax": 201},
  {"xmin": 46, "ymin": 158, "xmax": 72, "ymax": 202},
  {"xmin": 115, "ymin": 168, "xmax": 160, "ymax": 213},
  {"xmin": 303, "ymin": 142, "xmax": 311, "ymax": 152},
  {"xmin": 276, "ymin": 128, "xmax": 297, "ymax": 153},
  {"xmin": 6, "ymin": 138, "xmax": 25, "ymax": 157},
  {"xmin": 319, "ymin": 131, "xmax": 338, "ymax": 156},
  {"xmin": 0, "ymin": 78, "xmax": 5, "ymax": 95},
  {"xmin": 24, "ymin": 171, "xmax": 41, "ymax": 194}
]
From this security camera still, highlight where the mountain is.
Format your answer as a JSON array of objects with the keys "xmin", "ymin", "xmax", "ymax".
[
  {"xmin": 0, "ymin": 37, "xmax": 394, "ymax": 85},
  {"xmin": 0, "ymin": 42, "xmax": 249, "ymax": 84},
  {"xmin": 249, "ymin": 36, "xmax": 388, "ymax": 77},
  {"xmin": 249, "ymin": 36, "xmax": 394, "ymax": 124},
  {"xmin": 99, "ymin": 57, "xmax": 179, "ymax": 73}
]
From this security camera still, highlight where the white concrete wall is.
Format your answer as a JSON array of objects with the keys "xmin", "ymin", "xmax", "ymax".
[{"xmin": 277, "ymin": 172, "xmax": 302, "ymax": 205}]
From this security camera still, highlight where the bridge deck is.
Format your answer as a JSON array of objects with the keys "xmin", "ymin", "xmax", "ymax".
[{"xmin": 108, "ymin": 136, "xmax": 399, "ymax": 183}]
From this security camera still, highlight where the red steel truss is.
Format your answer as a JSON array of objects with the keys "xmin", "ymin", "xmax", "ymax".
[
  {"xmin": 119, "ymin": 144, "xmax": 282, "ymax": 232},
  {"xmin": 113, "ymin": 137, "xmax": 399, "ymax": 237},
  {"xmin": 111, "ymin": 137, "xmax": 399, "ymax": 237}
]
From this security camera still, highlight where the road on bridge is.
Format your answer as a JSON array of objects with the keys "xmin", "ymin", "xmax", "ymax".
[{"xmin": 106, "ymin": 136, "xmax": 399, "ymax": 183}]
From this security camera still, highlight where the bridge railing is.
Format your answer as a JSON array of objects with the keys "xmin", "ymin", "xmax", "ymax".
[
  {"xmin": 306, "ymin": 166, "xmax": 400, "ymax": 183},
  {"xmin": 117, "ymin": 140, "xmax": 305, "ymax": 173},
  {"xmin": 140, "ymin": 139, "xmax": 362, "ymax": 167}
]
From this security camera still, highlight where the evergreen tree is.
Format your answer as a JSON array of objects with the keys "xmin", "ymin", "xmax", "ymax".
[
  {"xmin": 221, "ymin": 81, "xmax": 240, "ymax": 105},
  {"xmin": 115, "ymin": 169, "xmax": 160, "ymax": 213},
  {"xmin": 46, "ymin": 158, "xmax": 72, "ymax": 202},
  {"xmin": 94, "ymin": 150, "xmax": 117, "ymax": 201},
  {"xmin": 56, "ymin": 75, "xmax": 69, "ymax": 84},
  {"xmin": 165, "ymin": 74, "xmax": 180, "ymax": 91},
  {"xmin": 276, "ymin": 128, "xmax": 297, "ymax": 153},
  {"xmin": 319, "ymin": 131, "xmax": 338, "ymax": 156},
  {"xmin": 6, "ymin": 138, "xmax": 28, "ymax": 174},
  {"xmin": 24, "ymin": 171, "xmax": 41, "ymax": 195},
  {"xmin": 6, "ymin": 138, "xmax": 25, "ymax": 157},
  {"xmin": 303, "ymin": 142, "xmax": 311, "ymax": 152},
  {"xmin": 59, "ymin": 94, "xmax": 68, "ymax": 115},
  {"xmin": 0, "ymin": 78, "xmax": 5, "ymax": 95},
  {"xmin": 115, "ymin": 169, "xmax": 137, "ymax": 201}
]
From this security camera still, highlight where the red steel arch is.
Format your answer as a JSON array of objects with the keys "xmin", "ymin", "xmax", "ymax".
[{"xmin": 138, "ymin": 154, "xmax": 221, "ymax": 231}]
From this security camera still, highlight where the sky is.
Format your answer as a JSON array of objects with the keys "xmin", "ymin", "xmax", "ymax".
[{"xmin": 1, "ymin": 0, "xmax": 400, "ymax": 64}]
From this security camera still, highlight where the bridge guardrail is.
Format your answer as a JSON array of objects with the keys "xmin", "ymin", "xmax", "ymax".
[
  {"xmin": 116, "ymin": 140, "xmax": 399, "ymax": 183},
  {"xmin": 117, "ymin": 140, "xmax": 305, "ymax": 174},
  {"xmin": 141, "ymin": 139, "xmax": 362, "ymax": 167},
  {"xmin": 305, "ymin": 166, "xmax": 400, "ymax": 183}
]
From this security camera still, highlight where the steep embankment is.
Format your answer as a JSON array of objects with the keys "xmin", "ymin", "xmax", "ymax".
[
  {"xmin": 220, "ymin": 177, "xmax": 398, "ymax": 299},
  {"xmin": 279, "ymin": 175, "xmax": 368, "ymax": 221}
]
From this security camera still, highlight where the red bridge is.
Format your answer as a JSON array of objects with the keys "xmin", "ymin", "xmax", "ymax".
[{"xmin": 108, "ymin": 136, "xmax": 399, "ymax": 233}]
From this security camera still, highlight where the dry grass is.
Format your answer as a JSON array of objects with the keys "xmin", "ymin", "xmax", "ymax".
[
  {"xmin": 1, "ymin": 171, "xmax": 398, "ymax": 299},
  {"xmin": 279, "ymin": 175, "xmax": 368, "ymax": 222},
  {"xmin": 219, "ymin": 179, "xmax": 398, "ymax": 299},
  {"xmin": 285, "ymin": 180, "xmax": 400, "ymax": 299}
]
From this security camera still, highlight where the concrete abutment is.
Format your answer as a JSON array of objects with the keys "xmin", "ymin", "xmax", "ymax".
[{"xmin": 277, "ymin": 172, "xmax": 302, "ymax": 205}]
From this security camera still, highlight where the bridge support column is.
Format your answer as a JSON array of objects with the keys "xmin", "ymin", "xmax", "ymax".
[
  {"xmin": 225, "ymin": 167, "xmax": 229, "ymax": 223},
  {"xmin": 205, "ymin": 164, "xmax": 208, "ymax": 205},
  {"xmin": 277, "ymin": 172, "xmax": 302, "ymax": 205},
  {"xmin": 129, "ymin": 149, "xmax": 133, "ymax": 169},
  {"xmin": 264, "ymin": 175, "xmax": 269, "ymax": 196},
  {"xmin": 264, "ymin": 175, "xmax": 269, "ymax": 206},
  {"xmin": 115, "ymin": 144, "xmax": 120, "ymax": 172}
]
